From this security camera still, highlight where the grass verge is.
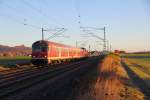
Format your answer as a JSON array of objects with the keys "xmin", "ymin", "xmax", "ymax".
[{"xmin": 70, "ymin": 54, "xmax": 145, "ymax": 100}]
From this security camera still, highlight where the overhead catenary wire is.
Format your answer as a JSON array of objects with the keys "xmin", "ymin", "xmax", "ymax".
[
  {"xmin": 74, "ymin": 0, "xmax": 109, "ymax": 51},
  {"xmin": 51, "ymin": 29, "xmax": 67, "ymax": 39},
  {"xmin": 75, "ymin": 0, "xmax": 81, "ymax": 26},
  {"xmin": 46, "ymin": 28, "xmax": 67, "ymax": 40},
  {"xmin": 80, "ymin": 26, "xmax": 104, "ymax": 30},
  {"xmin": 0, "ymin": 11, "xmax": 68, "ymax": 41},
  {"xmin": 0, "ymin": 2, "xmax": 48, "ymax": 31},
  {"xmin": 21, "ymin": 0, "xmax": 68, "ymax": 40},
  {"xmin": 46, "ymin": 29, "xmax": 67, "ymax": 40},
  {"xmin": 82, "ymin": 29, "xmax": 104, "ymax": 41},
  {"xmin": 75, "ymin": 0, "xmax": 90, "ymax": 48},
  {"xmin": 22, "ymin": 0, "xmax": 65, "ymax": 28},
  {"xmin": 0, "ymin": 1, "xmax": 44, "ymax": 30},
  {"xmin": 3, "ymin": 1, "xmax": 66, "ymax": 30},
  {"xmin": 2, "ymin": 2, "xmax": 28, "ymax": 20},
  {"xmin": 1, "ymin": 12, "xmax": 68, "ymax": 40},
  {"xmin": 74, "ymin": 1, "xmax": 105, "ymax": 51},
  {"xmin": 80, "ymin": 26, "xmax": 108, "ymax": 51},
  {"xmin": 0, "ymin": 13, "xmax": 41, "ymax": 29},
  {"xmin": 0, "ymin": 1, "xmax": 69, "ymax": 41}
]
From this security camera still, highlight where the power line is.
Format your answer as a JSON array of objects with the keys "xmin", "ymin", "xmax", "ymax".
[
  {"xmin": 80, "ymin": 26, "xmax": 107, "ymax": 51},
  {"xmin": 47, "ymin": 29, "xmax": 67, "ymax": 40},
  {"xmin": 0, "ymin": 1, "xmax": 43, "ymax": 30},
  {"xmin": 33, "ymin": 27, "xmax": 69, "ymax": 40},
  {"xmin": 81, "ymin": 27, "xmax": 104, "ymax": 41},
  {"xmin": 22, "ymin": 0, "xmax": 65, "ymax": 28},
  {"xmin": 76, "ymin": 40, "xmax": 88, "ymax": 47},
  {"xmin": 2, "ymin": 2, "xmax": 27, "ymax": 19},
  {"xmin": 0, "ymin": 12, "xmax": 67, "ymax": 41},
  {"xmin": 75, "ymin": 0, "xmax": 81, "ymax": 26},
  {"xmin": 46, "ymin": 28, "xmax": 67, "ymax": 40},
  {"xmin": 0, "ymin": 13, "xmax": 25, "ymax": 25},
  {"xmin": 1, "ymin": 1, "xmax": 53, "ymax": 31},
  {"xmin": 1, "ymin": 1, "xmax": 68, "ymax": 40},
  {"xmin": 80, "ymin": 26, "xmax": 104, "ymax": 30},
  {"xmin": 0, "ymin": 12, "xmax": 43, "ymax": 30},
  {"xmin": 50, "ymin": 29, "xmax": 67, "ymax": 39},
  {"xmin": 74, "ymin": 0, "xmax": 83, "ymax": 41}
]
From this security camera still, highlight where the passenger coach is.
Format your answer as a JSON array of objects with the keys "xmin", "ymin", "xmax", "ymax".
[{"xmin": 31, "ymin": 40, "xmax": 88, "ymax": 64}]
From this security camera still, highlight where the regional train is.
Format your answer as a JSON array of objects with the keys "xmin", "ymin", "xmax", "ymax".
[{"xmin": 31, "ymin": 40, "xmax": 88, "ymax": 64}]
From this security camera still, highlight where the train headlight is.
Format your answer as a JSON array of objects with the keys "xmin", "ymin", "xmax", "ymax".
[{"xmin": 45, "ymin": 56, "xmax": 47, "ymax": 58}]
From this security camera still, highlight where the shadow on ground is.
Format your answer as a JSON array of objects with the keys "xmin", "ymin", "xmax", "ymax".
[
  {"xmin": 121, "ymin": 61, "xmax": 150, "ymax": 99},
  {"xmin": 0, "ymin": 59, "xmax": 31, "ymax": 68}
]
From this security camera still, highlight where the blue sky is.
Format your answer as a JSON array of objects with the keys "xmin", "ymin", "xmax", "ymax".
[{"xmin": 0, "ymin": 0, "xmax": 150, "ymax": 52}]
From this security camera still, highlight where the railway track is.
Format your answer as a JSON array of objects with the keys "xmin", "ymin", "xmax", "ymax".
[
  {"xmin": 0, "ymin": 57, "xmax": 98, "ymax": 99},
  {"xmin": 0, "ymin": 67, "xmax": 31, "ymax": 75},
  {"xmin": 0, "ymin": 61, "xmax": 81, "ymax": 87},
  {"xmin": 0, "ymin": 63, "xmax": 60, "ymax": 76},
  {"xmin": 0, "ymin": 64, "xmax": 38, "ymax": 77},
  {"xmin": 0, "ymin": 61, "xmax": 74, "ymax": 80}
]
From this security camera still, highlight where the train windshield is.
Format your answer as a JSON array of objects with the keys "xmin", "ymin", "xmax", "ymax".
[{"xmin": 32, "ymin": 45, "xmax": 48, "ymax": 52}]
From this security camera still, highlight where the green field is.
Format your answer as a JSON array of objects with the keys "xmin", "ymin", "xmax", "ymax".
[
  {"xmin": 0, "ymin": 56, "xmax": 31, "ymax": 60},
  {"xmin": 123, "ymin": 57, "xmax": 150, "ymax": 100},
  {"xmin": 121, "ymin": 53, "xmax": 150, "ymax": 57},
  {"xmin": 126, "ymin": 58, "xmax": 150, "ymax": 75},
  {"xmin": 0, "ymin": 56, "xmax": 31, "ymax": 68}
]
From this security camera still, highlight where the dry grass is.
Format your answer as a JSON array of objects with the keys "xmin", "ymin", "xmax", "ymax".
[{"xmin": 74, "ymin": 54, "xmax": 144, "ymax": 100}]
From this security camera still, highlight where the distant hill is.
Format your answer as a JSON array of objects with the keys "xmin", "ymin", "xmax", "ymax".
[{"xmin": 0, "ymin": 45, "xmax": 31, "ymax": 57}]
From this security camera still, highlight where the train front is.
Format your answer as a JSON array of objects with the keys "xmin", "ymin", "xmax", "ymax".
[{"xmin": 31, "ymin": 40, "xmax": 49, "ymax": 65}]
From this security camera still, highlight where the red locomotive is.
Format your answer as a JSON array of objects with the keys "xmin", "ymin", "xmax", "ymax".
[{"xmin": 31, "ymin": 40, "xmax": 88, "ymax": 64}]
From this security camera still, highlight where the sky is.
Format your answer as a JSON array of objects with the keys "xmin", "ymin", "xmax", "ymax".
[{"xmin": 0, "ymin": 0, "xmax": 150, "ymax": 52}]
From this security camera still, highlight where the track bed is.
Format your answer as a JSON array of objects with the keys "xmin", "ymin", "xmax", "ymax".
[{"xmin": 0, "ymin": 56, "xmax": 103, "ymax": 100}]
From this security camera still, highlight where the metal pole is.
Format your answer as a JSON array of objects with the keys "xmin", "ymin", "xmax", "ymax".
[
  {"xmin": 107, "ymin": 41, "xmax": 109, "ymax": 51},
  {"xmin": 42, "ymin": 28, "xmax": 44, "ymax": 40},
  {"xmin": 76, "ymin": 41, "xmax": 77, "ymax": 47},
  {"xmin": 110, "ymin": 44, "xmax": 112, "ymax": 52},
  {"xmin": 89, "ymin": 45, "xmax": 91, "ymax": 52},
  {"xmin": 103, "ymin": 27, "xmax": 106, "ymax": 51}
]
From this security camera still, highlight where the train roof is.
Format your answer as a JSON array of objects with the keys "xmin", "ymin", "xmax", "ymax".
[{"xmin": 32, "ymin": 40, "xmax": 81, "ymax": 49}]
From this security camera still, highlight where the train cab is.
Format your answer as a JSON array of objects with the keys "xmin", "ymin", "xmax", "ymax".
[{"xmin": 31, "ymin": 41, "xmax": 49, "ymax": 64}]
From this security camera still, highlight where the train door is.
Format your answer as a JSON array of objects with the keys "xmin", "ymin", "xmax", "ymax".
[
  {"xmin": 67, "ymin": 48, "xmax": 69, "ymax": 58},
  {"xmin": 58, "ymin": 47, "xmax": 61, "ymax": 58},
  {"xmin": 51, "ymin": 45, "xmax": 56, "ymax": 58},
  {"xmin": 48, "ymin": 45, "xmax": 51, "ymax": 59}
]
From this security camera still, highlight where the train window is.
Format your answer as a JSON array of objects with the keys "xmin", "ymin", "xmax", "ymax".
[
  {"xmin": 32, "ymin": 45, "xmax": 41, "ymax": 52},
  {"xmin": 41, "ymin": 46, "xmax": 47, "ymax": 52},
  {"xmin": 32, "ymin": 45, "xmax": 47, "ymax": 52}
]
